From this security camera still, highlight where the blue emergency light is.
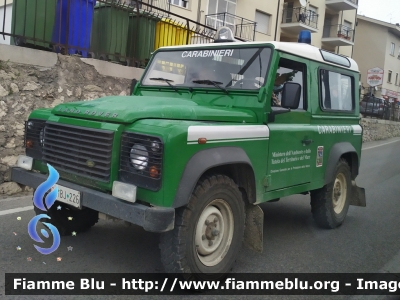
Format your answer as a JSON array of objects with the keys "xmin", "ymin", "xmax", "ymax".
[{"xmin": 298, "ymin": 30, "xmax": 311, "ymax": 44}]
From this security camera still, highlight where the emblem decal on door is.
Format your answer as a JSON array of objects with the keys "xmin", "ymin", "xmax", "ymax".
[{"xmin": 316, "ymin": 146, "xmax": 324, "ymax": 167}]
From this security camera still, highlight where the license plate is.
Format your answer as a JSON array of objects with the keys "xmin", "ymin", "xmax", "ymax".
[{"xmin": 56, "ymin": 185, "xmax": 81, "ymax": 209}]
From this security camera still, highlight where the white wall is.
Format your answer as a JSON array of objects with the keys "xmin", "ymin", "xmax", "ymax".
[{"xmin": 0, "ymin": 3, "xmax": 12, "ymax": 45}]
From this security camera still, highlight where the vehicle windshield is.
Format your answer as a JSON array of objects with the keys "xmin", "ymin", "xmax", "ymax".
[{"xmin": 141, "ymin": 47, "xmax": 272, "ymax": 90}]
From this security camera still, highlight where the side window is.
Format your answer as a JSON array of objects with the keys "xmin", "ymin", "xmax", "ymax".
[
  {"xmin": 320, "ymin": 69, "xmax": 353, "ymax": 111},
  {"xmin": 273, "ymin": 58, "xmax": 306, "ymax": 110}
]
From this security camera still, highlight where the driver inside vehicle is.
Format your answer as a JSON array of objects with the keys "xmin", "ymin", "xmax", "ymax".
[
  {"xmin": 271, "ymin": 70, "xmax": 299, "ymax": 107},
  {"xmin": 271, "ymin": 73, "xmax": 286, "ymax": 107}
]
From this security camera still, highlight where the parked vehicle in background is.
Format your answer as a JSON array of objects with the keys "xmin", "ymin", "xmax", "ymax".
[{"xmin": 360, "ymin": 95, "xmax": 391, "ymax": 120}]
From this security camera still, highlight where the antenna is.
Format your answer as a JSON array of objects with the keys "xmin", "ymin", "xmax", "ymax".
[{"xmin": 299, "ymin": 0, "xmax": 307, "ymax": 7}]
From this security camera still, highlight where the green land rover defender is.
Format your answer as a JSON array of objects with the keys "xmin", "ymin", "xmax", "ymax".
[{"xmin": 12, "ymin": 29, "xmax": 366, "ymax": 279}]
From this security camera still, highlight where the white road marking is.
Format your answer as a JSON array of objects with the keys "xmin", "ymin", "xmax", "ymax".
[
  {"xmin": 0, "ymin": 206, "xmax": 33, "ymax": 216},
  {"xmin": 0, "ymin": 195, "xmax": 32, "ymax": 203},
  {"xmin": 362, "ymin": 138, "xmax": 400, "ymax": 151}
]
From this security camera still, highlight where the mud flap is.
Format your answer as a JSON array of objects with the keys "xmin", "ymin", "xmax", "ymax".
[
  {"xmin": 243, "ymin": 204, "xmax": 264, "ymax": 253},
  {"xmin": 349, "ymin": 180, "xmax": 366, "ymax": 207}
]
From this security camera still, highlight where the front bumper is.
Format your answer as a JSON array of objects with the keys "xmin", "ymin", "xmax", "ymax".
[{"xmin": 11, "ymin": 168, "xmax": 175, "ymax": 233}]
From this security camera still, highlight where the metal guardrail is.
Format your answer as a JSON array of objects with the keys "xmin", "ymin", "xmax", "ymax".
[
  {"xmin": 360, "ymin": 94, "xmax": 400, "ymax": 122},
  {"xmin": 0, "ymin": 0, "xmax": 219, "ymax": 68},
  {"xmin": 205, "ymin": 12, "xmax": 256, "ymax": 41},
  {"xmin": 281, "ymin": 7, "xmax": 319, "ymax": 29},
  {"xmin": 323, "ymin": 24, "xmax": 354, "ymax": 41}
]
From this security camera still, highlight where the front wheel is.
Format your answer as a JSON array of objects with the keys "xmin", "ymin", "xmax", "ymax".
[
  {"xmin": 311, "ymin": 158, "xmax": 351, "ymax": 229},
  {"xmin": 159, "ymin": 175, "xmax": 245, "ymax": 280}
]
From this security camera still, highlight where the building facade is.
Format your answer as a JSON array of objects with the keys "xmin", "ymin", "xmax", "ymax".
[
  {"xmin": 1, "ymin": 0, "xmax": 358, "ymax": 58},
  {"xmin": 353, "ymin": 16, "xmax": 400, "ymax": 102},
  {"xmin": 168, "ymin": 0, "xmax": 358, "ymax": 57}
]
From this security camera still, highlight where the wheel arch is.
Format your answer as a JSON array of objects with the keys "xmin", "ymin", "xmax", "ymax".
[
  {"xmin": 324, "ymin": 142, "xmax": 359, "ymax": 185},
  {"xmin": 172, "ymin": 147, "xmax": 257, "ymax": 208}
]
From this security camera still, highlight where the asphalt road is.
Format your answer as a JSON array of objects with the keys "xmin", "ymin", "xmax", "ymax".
[{"xmin": 1, "ymin": 137, "xmax": 400, "ymax": 300}]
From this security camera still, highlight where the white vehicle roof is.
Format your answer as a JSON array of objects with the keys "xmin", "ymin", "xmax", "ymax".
[{"xmin": 159, "ymin": 41, "xmax": 359, "ymax": 72}]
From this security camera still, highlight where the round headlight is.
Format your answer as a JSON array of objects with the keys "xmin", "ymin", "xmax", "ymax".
[
  {"xmin": 130, "ymin": 144, "xmax": 148, "ymax": 170},
  {"xmin": 151, "ymin": 141, "xmax": 160, "ymax": 152},
  {"xmin": 39, "ymin": 129, "xmax": 44, "ymax": 147},
  {"xmin": 27, "ymin": 121, "xmax": 34, "ymax": 130}
]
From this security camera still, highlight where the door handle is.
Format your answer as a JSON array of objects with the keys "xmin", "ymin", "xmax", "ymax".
[{"xmin": 301, "ymin": 139, "xmax": 313, "ymax": 145}]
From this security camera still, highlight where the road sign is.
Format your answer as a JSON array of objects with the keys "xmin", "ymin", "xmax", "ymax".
[{"xmin": 367, "ymin": 67, "xmax": 384, "ymax": 87}]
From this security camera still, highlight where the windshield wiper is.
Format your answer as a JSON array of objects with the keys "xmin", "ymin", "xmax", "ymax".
[
  {"xmin": 192, "ymin": 79, "xmax": 229, "ymax": 94},
  {"xmin": 149, "ymin": 77, "xmax": 180, "ymax": 93}
]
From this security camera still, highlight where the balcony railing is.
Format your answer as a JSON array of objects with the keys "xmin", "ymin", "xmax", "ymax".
[
  {"xmin": 205, "ymin": 12, "xmax": 256, "ymax": 41},
  {"xmin": 325, "ymin": 0, "xmax": 358, "ymax": 11},
  {"xmin": 281, "ymin": 7, "xmax": 319, "ymax": 30},
  {"xmin": 326, "ymin": 0, "xmax": 358, "ymax": 5},
  {"xmin": 322, "ymin": 24, "xmax": 354, "ymax": 42}
]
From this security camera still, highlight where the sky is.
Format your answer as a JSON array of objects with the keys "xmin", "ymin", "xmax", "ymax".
[{"xmin": 357, "ymin": 0, "xmax": 400, "ymax": 24}]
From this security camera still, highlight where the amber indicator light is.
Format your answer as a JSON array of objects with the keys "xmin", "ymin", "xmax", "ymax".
[
  {"xmin": 149, "ymin": 166, "xmax": 159, "ymax": 178},
  {"xmin": 198, "ymin": 138, "xmax": 207, "ymax": 144},
  {"xmin": 26, "ymin": 140, "xmax": 33, "ymax": 148}
]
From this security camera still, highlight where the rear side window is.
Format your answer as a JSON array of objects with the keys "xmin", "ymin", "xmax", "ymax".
[{"xmin": 320, "ymin": 69, "xmax": 354, "ymax": 111}]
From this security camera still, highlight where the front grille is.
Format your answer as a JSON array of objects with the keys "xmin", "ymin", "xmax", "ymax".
[
  {"xmin": 119, "ymin": 132, "xmax": 163, "ymax": 191},
  {"xmin": 42, "ymin": 122, "xmax": 114, "ymax": 182}
]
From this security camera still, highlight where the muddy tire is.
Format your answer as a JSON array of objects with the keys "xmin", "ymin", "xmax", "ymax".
[
  {"xmin": 159, "ymin": 175, "xmax": 245, "ymax": 280},
  {"xmin": 34, "ymin": 197, "xmax": 98, "ymax": 236},
  {"xmin": 311, "ymin": 158, "xmax": 351, "ymax": 229}
]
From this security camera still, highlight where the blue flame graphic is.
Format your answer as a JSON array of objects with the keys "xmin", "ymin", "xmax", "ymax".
[
  {"xmin": 28, "ymin": 214, "xmax": 61, "ymax": 255},
  {"xmin": 33, "ymin": 164, "xmax": 59, "ymax": 211},
  {"xmin": 28, "ymin": 164, "xmax": 61, "ymax": 255}
]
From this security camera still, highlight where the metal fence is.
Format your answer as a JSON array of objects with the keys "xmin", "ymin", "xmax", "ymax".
[
  {"xmin": 281, "ymin": 7, "xmax": 319, "ymax": 30},
  {"xmin": 205, "ymin": 12, "xmax": 256, "ymax": 41},
  {"xmin": 360, "ymin": 94, "xmax": 400, "ymax": 122},
  {"xmin": 322, "ymin": 24, "xmax": 354, "ymax": 42},
  {"xmin": 0, "ymin": 0, "xmax": 220, "ymax": 68}
]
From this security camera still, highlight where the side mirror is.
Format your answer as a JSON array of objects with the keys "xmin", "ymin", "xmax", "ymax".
[
  {"xmin": 281, "ymin": 82, "xmax": 301, "ymax": 109},
  {"xmin": 130, "ymin": 79, "xmax": 138, "ymax": 95}
]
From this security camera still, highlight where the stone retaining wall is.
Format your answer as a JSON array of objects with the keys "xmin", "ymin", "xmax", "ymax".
[
  {"xmin": 0, "ymin": 54, "xmax": 134, "ymax": 195},
  {"xmin": 361, "ymin": 118, "xmax": 400, "ymax": 142}
]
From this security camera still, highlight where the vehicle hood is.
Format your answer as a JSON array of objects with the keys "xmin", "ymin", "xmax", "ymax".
[{"xmin": 51, "ymin": 96, "xmax": 257, "ymax": 123}]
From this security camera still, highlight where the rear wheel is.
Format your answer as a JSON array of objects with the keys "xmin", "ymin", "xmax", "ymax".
[
  {"xmin": 159, "ymin": 175, "xmax": 245, "ymax": 280},
  {"xmin": 311, "ymin": 159, "xmax": 351, "ymax": 229}
]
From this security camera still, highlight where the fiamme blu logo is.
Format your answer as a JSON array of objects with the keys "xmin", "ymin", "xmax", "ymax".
[{"xmin": 28, "ymin": 164, "xmax": 61, "ymax": 255}]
